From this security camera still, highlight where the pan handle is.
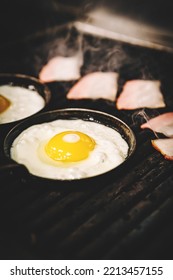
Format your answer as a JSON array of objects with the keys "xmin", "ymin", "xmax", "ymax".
[{"xmin": 0, "ymin": 160, "xmax": 29, "ymax": 180}]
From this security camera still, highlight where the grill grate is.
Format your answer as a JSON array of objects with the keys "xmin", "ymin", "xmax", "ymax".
[{"xmin": 0, "ymin": 25, "xmax": 173, "ymax": 260}]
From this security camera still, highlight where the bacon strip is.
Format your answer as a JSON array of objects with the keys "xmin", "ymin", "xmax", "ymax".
[
  {"xmin": 151, "ymin": 139, "xmax": 173, "ymax": 160},
  {"xmin": 116, "ymin": 80, "xmax": 166, "ymax": 110},
  {"xmin": 39, "ymin": 54, "xmax": 83, "ymax": 82},
  {"xmin": 141, "ymin": 112, "xmax": 173, "ymax": 137},
  {"xmin": 67, "ymin": 72, "xmax": 119, "ymax": 101}
]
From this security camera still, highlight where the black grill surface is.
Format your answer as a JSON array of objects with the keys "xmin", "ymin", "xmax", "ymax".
[{"xmin": 0, "ymin": 25, "xmax": 173, "ymax": 260}]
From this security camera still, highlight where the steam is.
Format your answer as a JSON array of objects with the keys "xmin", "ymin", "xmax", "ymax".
[
  {"xmin": 132, "ymin": 109, "xmax": 150, "ymax": 125},
  {"xmin": 132, "ymin": 109, "xmax": 159, "ymax": 138},
  {"xmin": 31, "ymin": 0, "xmax": 162, "ymax": 81}
]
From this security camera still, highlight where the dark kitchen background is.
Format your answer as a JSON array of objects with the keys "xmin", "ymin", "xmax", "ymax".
[
  {"xmin": 0, "ymin": 0, "xmax": 173, "ymax": 47},
  {"xmin": 0, "ymin": 0, "xmax": 173, "ymax": 260}
]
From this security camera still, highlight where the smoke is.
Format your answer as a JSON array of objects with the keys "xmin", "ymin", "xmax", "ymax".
[
  {"xmin": 132, "ymin": 109, "xmax": 160, "ymax": 138},
  {"xmin": 30, "ymin": 0, "xmax": 163, "ymax": 81},
  {"xmin": 31, "ymin": 1, "xmax": 142, "ymax": 76},
  {"xmin": 132, "ymin": 109, "xmax": 150, "ymax": 125}
]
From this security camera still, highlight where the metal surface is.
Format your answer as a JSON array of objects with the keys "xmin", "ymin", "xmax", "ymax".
[
  {"xmin": 1, "ymin": 1, "xmax": 173, "ymax": 52},
  {"xmin": 75, "ymin": 21, "xmax": 173, "ymax": 53},
  {"xmin": 78, "ymin": 2, "xmax": 173, "ymax": 52},
  {"xmin": 0, "ymin": 25, "xmax": 173, "ymax": 260}
]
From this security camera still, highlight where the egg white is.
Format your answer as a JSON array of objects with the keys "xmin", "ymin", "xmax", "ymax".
[
  {"xmin": 0, "ymin": 85, "xmax": 45, "ymax": 124},
  {"xmin": 10, "ymin": 119, "xmax": 129, "ymax": 180}
]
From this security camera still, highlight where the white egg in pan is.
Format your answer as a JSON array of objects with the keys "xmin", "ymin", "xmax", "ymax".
[
  {"xmin": 4, "ymin": 109, "xmax": 136, "ymax": 182},
  {"xmin": 0, "ymin": 73, "xmax": 51, "ymax": 125}
]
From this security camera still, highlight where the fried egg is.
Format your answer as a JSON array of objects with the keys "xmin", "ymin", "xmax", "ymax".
[
  {"xmin": 10, "ymin": 119, "xmax": 129, "ymax": 180},
  {"xmin": 0, "ymin": 85, "xmax": 45, "ymax": 124}
]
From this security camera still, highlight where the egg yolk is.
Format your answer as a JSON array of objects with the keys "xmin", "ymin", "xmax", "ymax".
[
  {"xmin": 45, "ymin": 131, "xmax": 95, "ymax": 162},
  {"xmin": 0, "ymin": 94, "xmax": 11, "ymax": 114}
]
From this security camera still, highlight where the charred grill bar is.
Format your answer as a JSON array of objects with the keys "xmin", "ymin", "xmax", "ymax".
[{"xmin": 0, "ymin": 1, "xmax": 173, "ymax": 260}]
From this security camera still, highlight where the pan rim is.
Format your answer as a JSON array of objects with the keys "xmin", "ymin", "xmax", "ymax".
[
  {"xmin": 0, "ymin": 72, "xmax": 51, "ymax": 125},
  {"xmin": 3, "ymin": 107, "xmax": 136, "ymax": 184}
]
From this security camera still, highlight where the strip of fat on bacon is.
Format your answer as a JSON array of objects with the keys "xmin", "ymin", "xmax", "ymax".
[
  {"xmin": 67, "ymin": 72, "xmax": 119, "ymax": 101},
  {"xmin": 39, "ymin": 54, "xmax": 83, "ymax": 82},
  {"xmin": 116, "ymin": 80, "xmax": 166, "ymax": 110},
  {"xmin": 151, "ymin": 139, "xmax": 173, "ymax": 160},
  {"xmin": 141, "ymin": 112, "xmax": 173, "ymax": 137}
]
